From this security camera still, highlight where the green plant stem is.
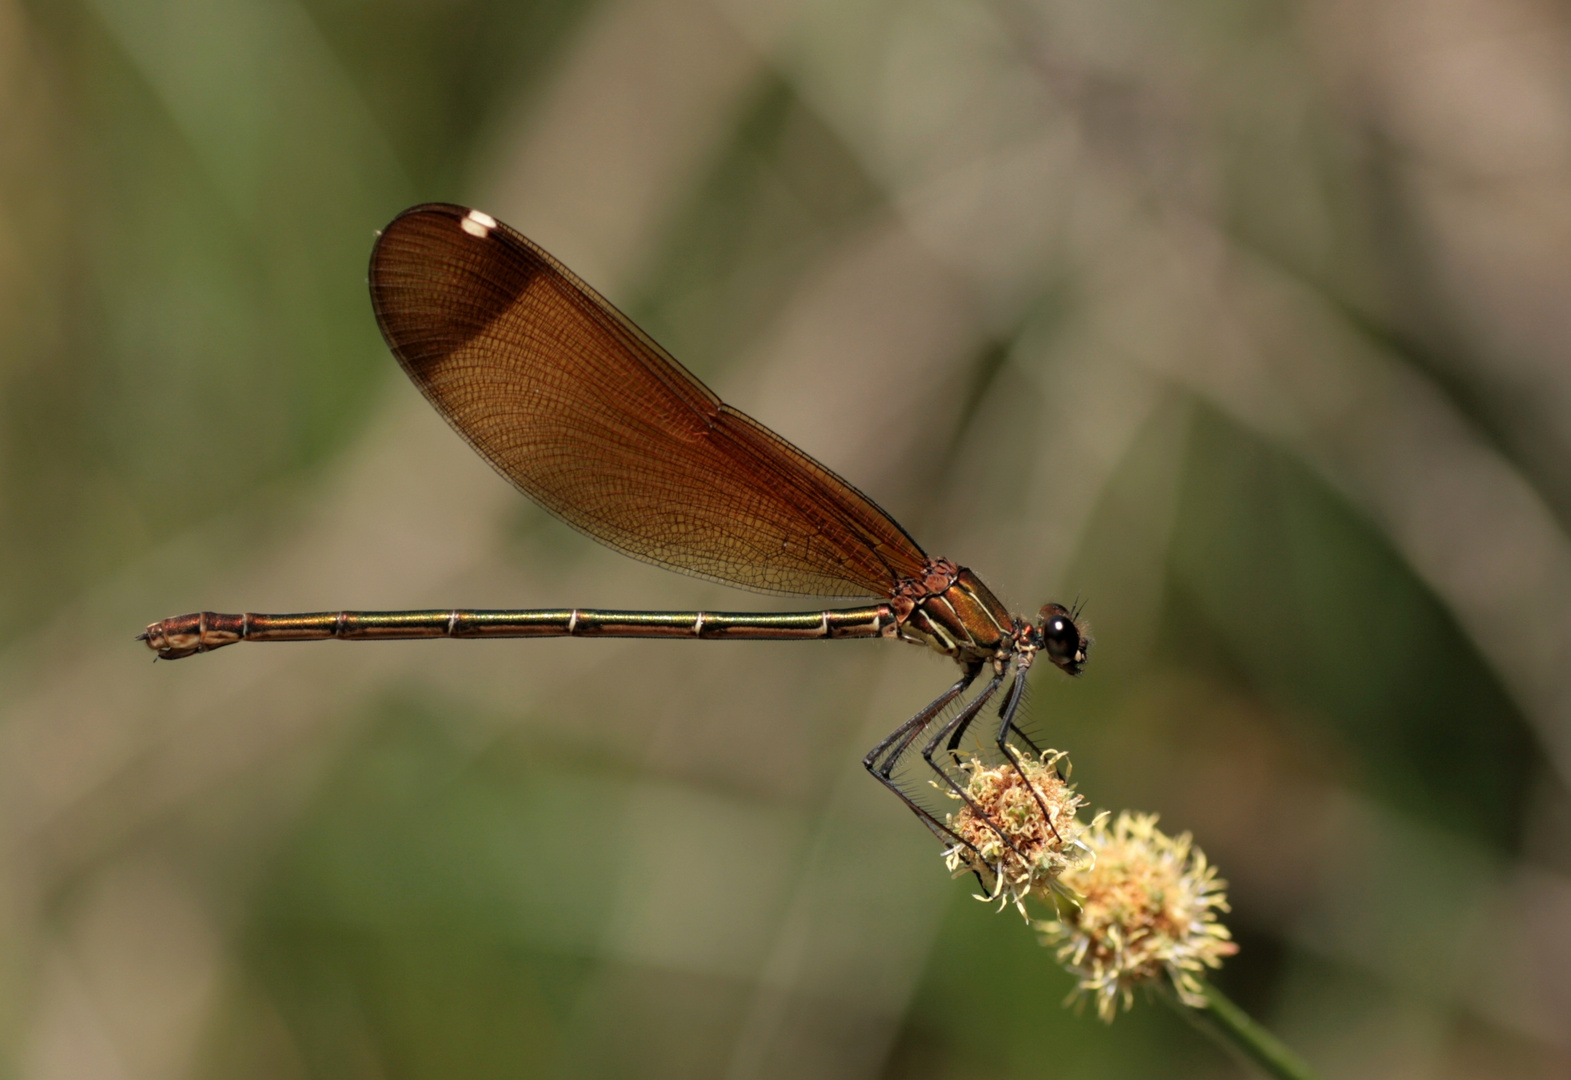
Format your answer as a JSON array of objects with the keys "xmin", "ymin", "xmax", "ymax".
[{"xmin": 1157, "ymin": 980, "xmax": 1322, "ymax": 1080}]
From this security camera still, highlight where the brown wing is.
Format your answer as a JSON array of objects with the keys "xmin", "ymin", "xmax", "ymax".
[{"xmin": 368, "ymin": 203, "xmax": 929, "ymax": 597}]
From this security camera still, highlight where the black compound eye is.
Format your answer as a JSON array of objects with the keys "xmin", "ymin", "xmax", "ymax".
[
  {"xmin": 1044, "ymin": 617, "xmax": 1077, "ymax": 656},
  {"xmin": 1037, "ymin": 604, "xmax": 1086, "ymax": 674}
]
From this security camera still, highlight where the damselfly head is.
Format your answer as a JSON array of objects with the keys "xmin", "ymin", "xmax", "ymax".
[{"xmin": 1037, "ymin": 603, "xmax": 1089, "ymax": 676}]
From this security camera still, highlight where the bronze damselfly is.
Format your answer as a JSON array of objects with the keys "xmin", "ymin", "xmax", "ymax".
[{"xmin": 141, "ymin": 204, "xmax": 1090, "ymax": 855}]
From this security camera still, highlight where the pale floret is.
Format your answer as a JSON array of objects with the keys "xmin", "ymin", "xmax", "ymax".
[
  {"xmin": 942, "ymin": 752, "xmax": 1099, "ymax": 916},
  {"xmin": 1035, "ymin": 811, "xmax": 1238, "ymax": 1022}
]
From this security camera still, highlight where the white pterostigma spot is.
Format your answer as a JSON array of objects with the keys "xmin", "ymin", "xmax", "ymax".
[{"xmin": 461, "ymin": 208, "xmax": 497, "ymax": 238}]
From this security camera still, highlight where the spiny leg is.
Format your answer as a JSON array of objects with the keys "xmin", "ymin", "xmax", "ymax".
[
  {"xmin": 942, "ymin": 659, "xmax": 1040, "ymax": 758},
  {"xmin": 942, "ymin": 665, "xmax": 1051, "ymax": 773},
  {"xmin": 944, "ymin": 702, "xmax": 974, "ymax": 758},
  {"xmin": 1003, "ymin": 688, "xmax": 1044, "ymax": 757},
  {"xmin": 941, "ymin": 660, "xmax": 1000, "ymax": 758},
  {"xmin": 863, "ymin": 664, "xmax": 981, "ymax": 851},
  {"xmin": 919, "ymin": 669, "xmax": 1025, "ymax": 858},
  {"xmin": 867, "ymin": 664, "xmax": 979, "ymax": 780},
  {"xmin": 993, "ymin": 666, "xmax": 1062, "ymax": 843},
  {"xmin": 944, "ymin": 684, "xmax": 1038, "ymax": 757}
]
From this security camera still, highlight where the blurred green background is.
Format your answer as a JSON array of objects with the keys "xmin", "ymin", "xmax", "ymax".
[{"xmin": 3, "ymin": 0, "xmax": 1570, "ymax": 1076}]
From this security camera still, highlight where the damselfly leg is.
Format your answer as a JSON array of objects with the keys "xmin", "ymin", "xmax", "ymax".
[
  {"xmin": 916, "ymin": 667, "xmax": 1043, "ymax": 861},
  {"xmin": 864, "ymin": 665, "xmax": 981, "ymax": 852},
  {"xmin": 991, "ymin": 667, "xmax": 1062, "ymax": 842}
]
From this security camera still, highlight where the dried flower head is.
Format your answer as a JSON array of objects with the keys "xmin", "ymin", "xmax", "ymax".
[
  {"xmin": 1036, "ymin": 811, "xmax": 1238, "ymax": 1022},
  {"xmin": 942, "ymin": 751, "xmax": 1097, "ymax": 914}
]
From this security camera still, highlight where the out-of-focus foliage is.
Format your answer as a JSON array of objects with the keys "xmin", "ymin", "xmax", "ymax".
[{"xmin": 3, "ymin": 1, "xmax": 1570, "ymax": 1078}]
